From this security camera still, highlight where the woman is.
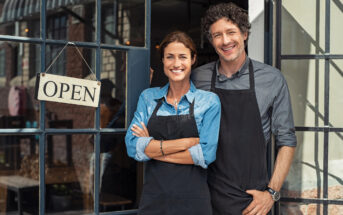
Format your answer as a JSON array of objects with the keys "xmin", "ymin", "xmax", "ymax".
[{"xmin": 125, "ymin": 31, "xmax": 221, "ymax": 215}]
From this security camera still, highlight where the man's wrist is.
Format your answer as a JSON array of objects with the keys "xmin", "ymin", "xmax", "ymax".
[{"xmin": 266, "ymin": 187, "xmax": 281, "ymax": 201}]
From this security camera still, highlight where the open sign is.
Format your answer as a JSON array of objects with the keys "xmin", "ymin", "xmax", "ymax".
[{"xmin": 35, "ymin": 73, "xmax": 101, "ymax": 107}]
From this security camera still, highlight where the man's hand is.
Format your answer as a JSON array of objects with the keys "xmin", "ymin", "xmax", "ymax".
[{"xmin": 242, "ymin": 190, "xmax": 274, "ymax": 215}]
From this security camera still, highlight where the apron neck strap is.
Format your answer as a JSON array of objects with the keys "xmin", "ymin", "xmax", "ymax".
[
  {"xmin": 248, "ymin": 60, "xmax": 255, "ymax": 90},
  {"xmin": 151, "ymin": 98, "xmax": 196, "ymax": 117},
  {"xmin": 210, "ymin": 62, "xmax": 217, "ymax": 91},
  {"xmin": 151, "ymin": 99, "xmax": 163, "ymax": 117},
  {"xmin": 189, "ymin": 99, "xmax": 195, "ymax": 116},
  {"xmin": 210, "ymin": 59, "xmax": 255, "ymax": 91}
]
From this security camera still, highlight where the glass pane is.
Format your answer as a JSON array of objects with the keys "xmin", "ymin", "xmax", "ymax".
[
  {"xmin": 0, "ymin": 1, "xmax": 40, "ymax": 38},
  {"xmin": 0, "ymin": 135, "xmax": 39, "ymax": 214},
  {"xmin": 281, "ymin": 60, "xmax": 325, "ymax": 127},
  {"xmin": 46, "ymin": 0, "xmax": 96, "ymax": 42},
  {"xmin": 281, "ymin": 0, "xmax": 325, "ymax": 55},
  {"xmin": 330, "ymin": 59, "xmax": 343, "ymax": 127},
  {"xmin": 100, "ymin": 49, "xmax": 126, "ymax": 128},
  {"xmin": 45, "ymin": 45, "xmax": 96, "ymax": 129},
  {"xmin": 101, "ymin": 0, "xmax": 145, "ymax": 47},
  {"xmin": 281, "ymin": 131, "xmax": 324, "ymax": 213},
  {"xmin": 98, "ymin": 133, "xmax": 140, "ymax": 212},
  {"xmin": 328, "ymin": 133, "xmax": 343, "ymax": 203},
  {"xmin": 0, "ymin": 42, "xmax": 41, "ymax": 128},
  {"xmin": 280, "ymin": 202, "xmax": 323, "ymax": 214},
  {"xmin": 45, "ymin": 134, "xmax": 94, "ymax": 214},
  {"xmin": 330, "ymin": 1, "xmax": 343, "ymax": 54}
]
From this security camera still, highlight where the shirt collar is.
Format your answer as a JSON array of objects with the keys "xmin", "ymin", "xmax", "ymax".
[
  {"xmin": 216, "ymin": 56, "xmax": 250, "ymax": 81},
  {"xmin": 155, "ymin": 81, "xmax": 196, "ymax": 104}
]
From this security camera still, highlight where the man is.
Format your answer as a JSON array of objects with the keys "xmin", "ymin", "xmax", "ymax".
[{"xmin": 191, "ymin": 3, "xmax": 296, "ymax": 215}]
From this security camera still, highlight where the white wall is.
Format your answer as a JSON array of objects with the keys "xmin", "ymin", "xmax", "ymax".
[{"xmin": 248, "ymin": 0, "xmax": 265, "ymax": 63}]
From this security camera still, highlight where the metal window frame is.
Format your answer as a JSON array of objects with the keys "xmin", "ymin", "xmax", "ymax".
[
  {"xmin": 0, "ymin": 0, "xmax": 151, "ymax": 214},
  {"xmin": 274, "ymin": 0, "xmax": 343, "ymax": 214}
]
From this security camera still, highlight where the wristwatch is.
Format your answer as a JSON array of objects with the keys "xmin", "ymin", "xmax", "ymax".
[{"xmin": 266, "ymin": 187, "xmax": 281, "ymax": 201}]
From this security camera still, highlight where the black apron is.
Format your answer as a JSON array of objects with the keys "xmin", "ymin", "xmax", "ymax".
[
  {"xmin": 138, "ymin": 99, "xmax": 212, "ymax": 215},
  {"xmin": 208, "ymin": 61, "xmax": 269, "ymax": 214}
]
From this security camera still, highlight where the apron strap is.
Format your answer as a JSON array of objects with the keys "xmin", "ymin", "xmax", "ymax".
[
  {"xmin": 151, "ymin": 97, "xmax": 195, "ymax": 117},
  {"xmin": 210, "ymin": 62, "xmax": 217, "ymax": 91},
  {"xmin": 189, "ymin": 99, "xmax": 195, "ymax": 116},
  {"xmin": 151, "ymin": 99, "xmax": 163, "ymax": 117},
  {"xmin": 248, "ymin": 60, "xmax": 255, "ymax": 91},
  {"xmin": 210, "ymin": 59, "xmax": 255, "ymax": 91}
]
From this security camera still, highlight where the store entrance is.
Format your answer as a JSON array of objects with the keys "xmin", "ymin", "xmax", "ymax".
[{"xmin": 150, "ymin": 0, "xmax": 248, "ymax": 87}]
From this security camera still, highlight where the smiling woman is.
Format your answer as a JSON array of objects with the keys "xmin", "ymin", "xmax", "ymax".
[{"xmin": 125, "ymin": 31, "xmax": 221, "ymax": 215}]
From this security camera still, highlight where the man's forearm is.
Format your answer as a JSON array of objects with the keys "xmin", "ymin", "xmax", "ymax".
[
  {"xmin": 145, "ymin": 138, "xmax": 199, "ymax": 158},
  {"xmin": 154, "ymin": 150, "xmax": 194, "ymax": 164},
  {"xmin": 268, "ymin": 146, "xmax": 295, "ymax": 191}
]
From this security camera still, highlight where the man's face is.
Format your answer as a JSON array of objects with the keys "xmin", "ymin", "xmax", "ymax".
[{"xmin": 209, "ymin": 18, "xmax": 247, "ymax": 64}]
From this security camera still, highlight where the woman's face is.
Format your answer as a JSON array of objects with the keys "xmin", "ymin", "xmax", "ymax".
[{"xmin": 162, "ymin": 42, "xmax": 195, "ymax": 84}]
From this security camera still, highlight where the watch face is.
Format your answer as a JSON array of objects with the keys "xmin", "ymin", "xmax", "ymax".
[{"xmin": 273, "ymin": 191, "xmax": 281, "ymax": 201}]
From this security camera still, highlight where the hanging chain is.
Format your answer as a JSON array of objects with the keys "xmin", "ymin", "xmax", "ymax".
[{"xmin": 44, "ymin": 42, "xmax": 98, "ymax": 81}]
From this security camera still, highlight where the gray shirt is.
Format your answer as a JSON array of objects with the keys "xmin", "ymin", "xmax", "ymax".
[{"xmin": 191, "ymin": 57, "xmax": 297, "ymax": 147}]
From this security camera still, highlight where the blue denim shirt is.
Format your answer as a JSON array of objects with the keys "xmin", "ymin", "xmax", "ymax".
[{"xmin": 125, "ymin": 81, "xmax": 221, "ymax": 168}]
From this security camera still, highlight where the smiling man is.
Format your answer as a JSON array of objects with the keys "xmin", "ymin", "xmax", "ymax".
[{"xmin": 191, "ymin": 3, "xmax": 297, "ymax": 215}]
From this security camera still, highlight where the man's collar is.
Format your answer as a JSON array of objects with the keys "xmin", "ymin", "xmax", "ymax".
[
  {"xmin": 155, "ymin": 81, "xmax": 196, "ymax": 103},
  {"xmin": 216, "ymin": 56, "xmax": 250, "ymax": 79}
]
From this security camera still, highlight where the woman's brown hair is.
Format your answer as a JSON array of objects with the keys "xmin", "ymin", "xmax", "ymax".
[{"xmin": 159, "ymin": 31, "xmax": 197, "ymax": 61}]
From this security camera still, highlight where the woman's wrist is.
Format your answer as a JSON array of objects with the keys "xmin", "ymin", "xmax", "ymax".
[{"xmin": 160, "ymin": 140, "xmax": 165, "ymax": 156}]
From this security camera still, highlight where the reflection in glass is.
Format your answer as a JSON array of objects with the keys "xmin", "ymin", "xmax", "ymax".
[
  {"xmin": 100, "ymin": 50, "xmax": 126, "ymax": 128},
  {"xmin": 0, "ymin": 42, "xmax": 40, "ymax": 129},
  {"xmin": 328, "ymin": 133, "xmax": 343, "ymax": 201},
  {"xmin": 0, "ymin": 135, "xmax": 39, "ymax": 214},
  {"xmin": 281, "ymin": 60, "xmax": 325, "ymax": 127},
  {"xmin": 330, "ymin": 1, "xmax": 343, "ymax": 54},
  {"xmin": 0, "ymin": 1, "xmax": 40, "ymax": 38},
  {"xmin": 101, "ymin": 0, "xmax": 145, "ymax": 46},
  {"xmin": 281, "ymin": 131, "xmax": 324, "ymax": 213},
  {"xmin": 281, "ymin": 0, "xmax": 325, "ymax": 55},
  {"xmin": 45, "ymin": 134, "xmax": 94, "ymax": 214},
  {"xmin": 98, "ymin": 134, "xmax": 139, "ymax": 212},
  {"xmin": 330, "ymin": 60, "xmax": 343, "ymax": 127},
  {"xmin": 46, "ymin": 0, "xmax": 96, "ymax": 43}
]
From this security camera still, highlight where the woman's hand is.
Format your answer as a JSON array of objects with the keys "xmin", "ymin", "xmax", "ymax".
[{"xmin": 131, "ymin": 122, "xmax": 150, "ymax": 137}]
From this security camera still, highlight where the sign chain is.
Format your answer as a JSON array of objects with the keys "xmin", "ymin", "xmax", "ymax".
[{"xmin": 44, "ymin": 42, "xmax": 97, "ymax": 81}]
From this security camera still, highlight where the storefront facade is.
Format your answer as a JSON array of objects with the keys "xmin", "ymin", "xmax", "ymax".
[{"xmin": 0, "ymin": 0, "xmax": 342, "ymax": 215}]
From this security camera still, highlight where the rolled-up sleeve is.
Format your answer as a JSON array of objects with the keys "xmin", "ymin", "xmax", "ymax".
[
  {"xmin": 189, "ymin": 144, "xmax": 206, "ymax": 168},
  {"xmin": 194, "ymin": 94, "xmax": 221, "ymax": 168},
  {"xmin": 271, "ymin": 77, "xmax": 297, "ymax": 148},
  {"xmin": 125, "ymin": 92, "xmax": 153, "ymax": 161}
]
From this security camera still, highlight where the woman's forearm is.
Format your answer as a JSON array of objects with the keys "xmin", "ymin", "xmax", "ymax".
[
  {"xmin": 154, "ymin": 150, "xmax": 194, "ymax": 164},
  {"xmin": 145, "ymin": 138, "xmax": 199, "ymax": 158}
]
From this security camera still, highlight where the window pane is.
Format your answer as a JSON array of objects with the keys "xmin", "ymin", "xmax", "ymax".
[
  {"xmin": 330, "ymin": 59, "xmax": 343, "ymax": 127},
  {"xmin": 281, "ymin": 0, "xmax": 325, "ymax": 55},
  {"xmin": 281, "ymin": 131, "xmax": 324, "ymax": 213},
  {"xmin": 0, "ymin": 1, "xmax": 40, "ymax": 38},
  {"xmin": 46, "ymin": 1, "xmax": 96, "ymax": 42},
  {"xmin": 0, "ymin": 135, "xmax": 39, "ymax": 214},
  {"xmin": 281, "ymin": 60, "xmax": 325, "ymax": 127},
  {"xmin": 100, "ymin": 49, "xmax": 126, "ymax": 128},
  {"xmin": 45, "ymin": 45, "xmax": 96, "ymax": 129},
  {"xmin": 45, "ymin": 134, "xmax": 94, "ymax": 214},
  {"xmin": 328, "ymin": 133, "xmax": 343, "ymax": 203},
  {"xmin": 281, "ymin": 202, "xmax": 323, "ymax": 214},
  {"xmin": 0, "ymin": 42, "xmax": 40, "ymax": 129},
  {"xmin": 46, "ymin": 14, "xmax": 68, "ymax": 41},
  {"xmin": 330, "ymin": 1, "xmax": 343, "ymax": 54},
  {"xmin": 101, "ymin": 0, "xmax": 145, "ymax": 47},
  {"xmin": 98, "ymin": 133, "xmax": 140, "ymax": 212}
]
